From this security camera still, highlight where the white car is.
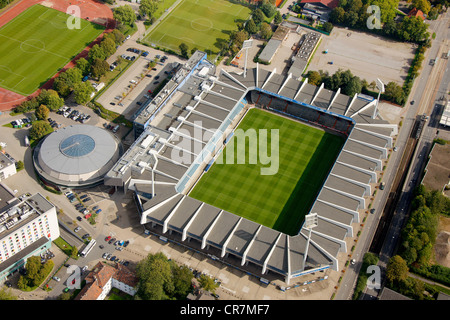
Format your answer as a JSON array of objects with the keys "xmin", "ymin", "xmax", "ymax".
[
  {"xmin": 74, "ymin": 227, "xmax": 81, "ymax": 232},
  {"xmin": 81, "ymin": 266, "xmax": 88, "ymax": 272},
  {"xmin": 53, "ymin": 276, "xmax": 60, "ymax": 282}
]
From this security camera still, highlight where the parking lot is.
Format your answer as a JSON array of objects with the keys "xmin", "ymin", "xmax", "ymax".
[
  {"xmin": 96, "ymin": 43, "xmax": 184, "ymax": 121},
  {"xmin": 307, "ymin": 26, "xmax": 416, "ymax": 85}
]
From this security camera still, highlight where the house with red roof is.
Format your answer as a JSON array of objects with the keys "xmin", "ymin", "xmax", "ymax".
[
  {"xmin": 74, "ymin": 262, "xmax": 138, "ymax": 300},
  {"xmin": 407, "ymin": 8, "xmax": 425, "ymax": 20},
  {"xmin": 299, "ymin": 0, "xmax": 340, "ymax": 9},
  {"xmin": 298, "ymin": 0, "xmax": 340, "ymax": 22}
]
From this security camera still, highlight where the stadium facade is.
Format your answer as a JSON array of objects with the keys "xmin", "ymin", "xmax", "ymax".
[
  {"xmin": 33, "ymin": 125, "xmax": 123, "ymax": 189},
  {"xmin": 105, "ymin": 51, "xmax": 397, "ymax": 284}
]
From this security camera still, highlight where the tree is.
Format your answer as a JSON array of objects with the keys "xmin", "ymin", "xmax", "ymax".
[
  {"xmin": 73, "ymin": 82, "xmax": 94, "ymax": 105},
  {"xmin": 386, "ymin": 255, "xmax": 409, "ymax": 285},
  {"xmin": 330, "ymin": 7, "xmax": 345, "ymax": 24},
  {"xmin": 307, "ymin": 70, "xmax": 322, "ymax": 86},
  {"xmin": 273, "ymin": 11, "xmax": 282, "ymax": 25},
  {"xmin": 368, "ymin": 0, "xmax": 400, "ymax": 23},
  {"xmin": 198, "ymin": 274, "xmax": 219, "ymax": 293},
  {"xmin": 35, "ymin": 104, "xmax": 49, "ymax": 121},
  {"xmin": 245, "ymin": 19, "xmax": 258, "ymax": 34},
  {"xmin": 412, "ymin": 0, "xmax": 431, "ymax": 15},
  {"xmin": 260, "ymin": 22, "xmax": 272, "ymax": 40},
  {"xmin": 36, "ymin": 89, "xmax": 64, "ymax": 111},
  {"xmin": 113, "ymin": 5, "xmax": 137, "ymax": 26},
  {"xmin": 397, "ymin": 16, "xmax": 429, "ymax": 43},
  {"xmin": 322, "ymin": 22, "xmax": 333, "ymax": 33},
  {"xmin": 179, "ymin": 43, "xmax": 189, "ymax": 59},
  {"xmin": 100, "ymin": 37, "xmax": 116, "ymax": 58},
  {"xmin": 384, "ymin": 81, "xmax": 405, "ymax": 105},
  {"xmin": 136, "ymin": 253, "xmax": 173, "ymax": 300},
  {"xmin": 139, "ymin": 0, "xmax": 158, "ymax": 18},
  {"xmin": 343, "ymin": 76, "xmax": 363, "ymax": 96},
  {"xmin": 91, "ymin": 58, "xmax": 110, "ymax": 79},
  {"xmin": 231, "ymin": 30, "xmax": 248, "ymax": 48},
  {"xmin": 260, "ymin": 2, "xmax": 277, "ymax": 18},
  {"xmin": 88, "ymin": 43, "xmax": 107, "ymax": 63},
  {"xmin": 29, "ymin": 121, "xmax": 53, "ymax": 140},
  {"xmin": 76, "ymin": 58, "xmax": 91, "ymax": 76},
  {"xmin": 252, "ymin": 9, "xmax": 265, "ymax": 25},
  {"xmin": 170, "ymin": 265, "xmax": 193, "ymax": 300},
  {"xmin": 53, "ymin": 68, "xmax": 83, "ymax": 97}
]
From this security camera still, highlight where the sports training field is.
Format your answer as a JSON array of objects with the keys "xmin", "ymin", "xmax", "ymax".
[
  {"xmin": 189, "ymin": 109, "xmax": 345, "ymax": 236},
  {"xmin": 0, "ymin": 4, "xmax": 104, "ymax": 96},
  {"xmin": 142, "ymin": 0, "xmax": 251, "ymax": 57}
]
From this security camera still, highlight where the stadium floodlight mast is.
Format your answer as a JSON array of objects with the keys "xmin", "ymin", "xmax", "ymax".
[
  {"xmin": 242, "ymin": 39, "xmax": 253, "ymax": 78},
  {"xmin": 149, "ymin": 149, "xmax": 159, "ymax": 198},
  {"xmin": 373, "ymin": 78, "xmax": 385, "ymax": 119},
  {"xmin": 302, "ymin": 213, "xmax": 318, "ymax": 270}
]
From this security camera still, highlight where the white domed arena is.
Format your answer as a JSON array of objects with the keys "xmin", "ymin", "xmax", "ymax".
[{"xmin": 33, "ymin": 125, "xmax": 123, "ymax": 189}]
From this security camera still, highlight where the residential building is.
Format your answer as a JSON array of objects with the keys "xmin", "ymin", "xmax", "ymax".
[
  {"xmin": 0, "ymin": 193, "xmax": 60, "ymax": 281},
  {"xmin": 0, "ymin": 152, "xmax": 16, "ymax": 181},
  {"xmin": 75, "ymin": 261, "xmax": 138, "ymax": 300}
]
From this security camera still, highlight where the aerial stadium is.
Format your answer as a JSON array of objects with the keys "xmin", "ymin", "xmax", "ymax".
[
  {"xmin": 104, "ymin": 51, "xmax": 397, "ymax": 284},
  {"xmin": 33, "ymin": 125, "xmax": 123, "ymax": 189}
]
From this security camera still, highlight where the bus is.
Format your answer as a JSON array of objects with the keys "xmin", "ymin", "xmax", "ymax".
[{"xmin": 80, "ymin": 239, "xmax": 96, "ymax": 258}]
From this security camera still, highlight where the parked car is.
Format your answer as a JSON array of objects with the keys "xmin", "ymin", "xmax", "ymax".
[
  {"xmin": 74, "ymin": 227, "xmax": 81, "ymax": 232},
  {"xmin": 105, "ymin": 236, "xmax": 111, "ymax": 242},
  {"xmin": 53, "ymin": 276, "xmax": 61, "ymax": 282}
]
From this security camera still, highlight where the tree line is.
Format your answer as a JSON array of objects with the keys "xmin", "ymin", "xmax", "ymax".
[{"xmin": 384, "ymin": 183, "xmax": 450, "ymax": 299}]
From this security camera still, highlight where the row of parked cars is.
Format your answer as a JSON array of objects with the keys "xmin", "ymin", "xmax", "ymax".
[{"xmin": 57, "ymin": 107, "xmax": 91, "ymax": 123}]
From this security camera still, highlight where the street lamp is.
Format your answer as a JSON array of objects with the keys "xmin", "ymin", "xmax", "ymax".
[{"xmin": 242, "ymin": 39, "xmax": 253, "ymax": 78}]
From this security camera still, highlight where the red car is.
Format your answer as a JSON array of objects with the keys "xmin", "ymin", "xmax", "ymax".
[
  {"xmin": 84, "ymin": 213, "xmax": 92, "ymax": 219},
  {"xmin": 105, "ymin": 236, "xmax": 111, "ymax": 242}
]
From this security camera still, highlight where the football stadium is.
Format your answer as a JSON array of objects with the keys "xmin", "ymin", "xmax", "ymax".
[{"xmin": 104, "ymin": 52, "xmax": 397, "ymax": 284}]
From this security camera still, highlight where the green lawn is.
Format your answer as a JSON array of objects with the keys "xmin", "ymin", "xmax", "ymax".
[
  {"xmin": 189, "ymin": 108, "xmax": 345, "ymax": 236},
  {"xmin": 0, "ymin": 4, "xmax": 104, "ymax": 96},
  {"xmin": 142, "ymin": 0, "xmax": 251, "ymax": 58}
]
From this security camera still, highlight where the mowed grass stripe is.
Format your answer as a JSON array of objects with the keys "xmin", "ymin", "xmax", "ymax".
[
  {"xmin": 143, "ymin": 0, "xmax": 251, "ymax": 57},
  {"xmin": 190, "ymin": 109, "xmax": 345, "ymax": 235},
  {"xmin": 0, "ymin": 4, "xmax": 104, "ymax": 95}
]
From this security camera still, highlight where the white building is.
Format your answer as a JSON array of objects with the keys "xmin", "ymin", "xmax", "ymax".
[
  {"xmin": 75, "ymin": 262, "xmax": 138, "ymax": 300},
  {"xmin": 0, "ymin": 193, "xmax": 60, "ymax": 281},
  {"xmin": 0, "ymin": 152, "xmax": 17, "ymax": 181}
]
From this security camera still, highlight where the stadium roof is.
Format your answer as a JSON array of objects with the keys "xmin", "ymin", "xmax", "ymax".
[
  {"xmin": 106, "ymin": 53, "xmax": 397, "ymax": 283},
  {"xmin": 34, "ymin": 125, "xmax": 122, "ymax": 188}
]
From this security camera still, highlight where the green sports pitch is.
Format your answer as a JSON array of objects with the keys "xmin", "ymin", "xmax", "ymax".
[
  {"xmin": 189, "ymin": 108, "xmax": 345, "ymax": 236},
  {"xmin": 0, "ymin": 4, "xmax": 104, "ymax": 96},
  {"xmin": 142, "ymin": 0, "xmax": 251, "ymax": 57}
]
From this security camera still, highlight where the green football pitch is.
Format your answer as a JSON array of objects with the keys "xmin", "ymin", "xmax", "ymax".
[
  {"xmin": 0, "ymin": 4, "xmax": 104, "ymax": 96},
  {"xmin": 142, "ymin": 0, "xmax": 251, "ymax": 57},
  {"xmin": 189, "ymin": 108, "xmax": 345, "ymax": 236}
]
